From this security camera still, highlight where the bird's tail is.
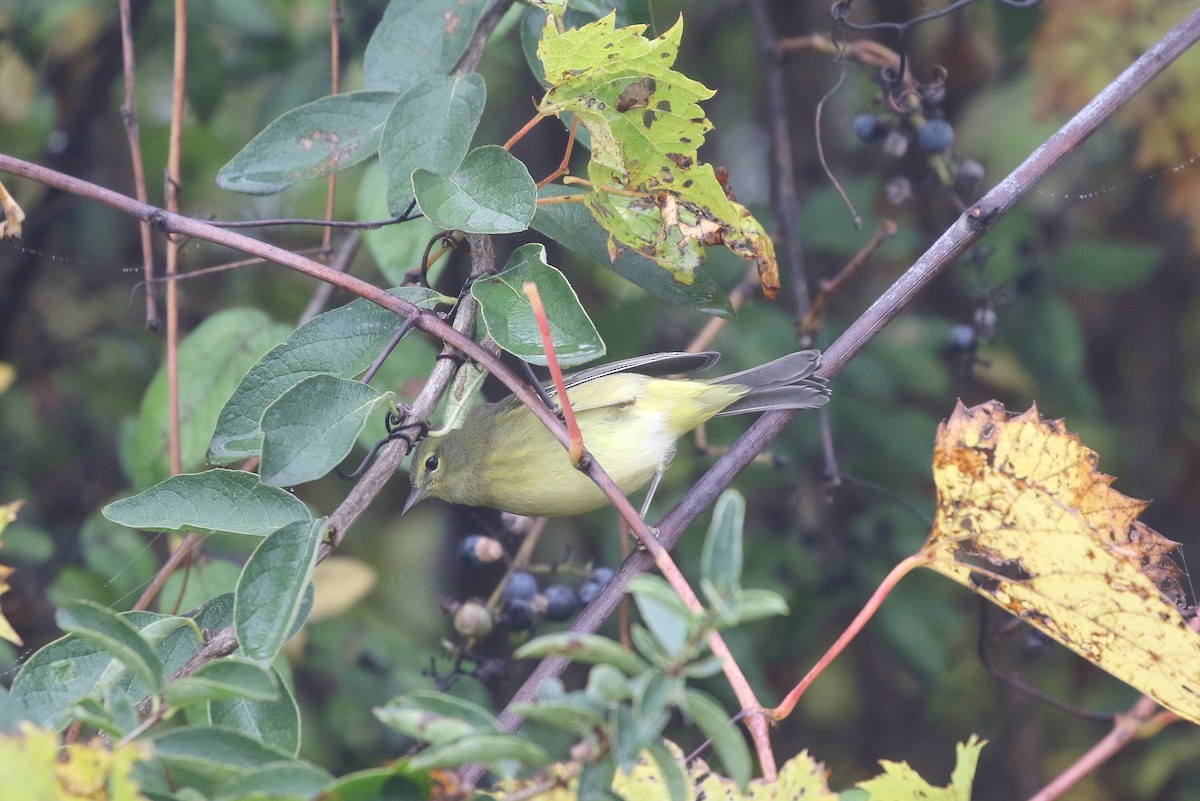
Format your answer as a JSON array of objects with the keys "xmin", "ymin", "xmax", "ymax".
[{"xmin": 711, "ymin": 350, "xmax": 830, "ymax": 415}]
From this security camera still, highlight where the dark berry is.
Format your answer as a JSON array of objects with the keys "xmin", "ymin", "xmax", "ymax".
[
  {"xmin": 543, "ymin": 585, "xmax": 578, "ymax": 622},
  {"xmin": 947, "ymin": 325, "xmax": 977, "ymax": 353},
  {"xmin": 590, "ymin": 567, "xmax": 615, "ymax": 585},
  {"xmin": 917, "ymin": 118, "xmax": 955, "ymax": 152},
  {"xmin": 499, "ymin": 598, "xmax": 535, "ymax": 630},
  {"xmin": 578, "ymin": 581, "xmax": 602, "ymax": 605},
  {"xmin": 502, "ymin": 571, "xmax": 538, "ymax": 601},
  {"xmin": 458, "ymin": 534, "xmax": 503, "ymax": 567},
  {"xmin": 853, "ymin": 113, "xmax": 883, "ymax": 143}
]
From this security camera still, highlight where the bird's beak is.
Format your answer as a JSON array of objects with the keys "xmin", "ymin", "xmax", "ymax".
[{"xmin": 401, "ymin": 484, "xmax": 427, "ymax": 516}]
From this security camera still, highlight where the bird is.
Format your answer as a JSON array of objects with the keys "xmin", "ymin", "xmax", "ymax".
[{"xmin": 403, "ymin": 350, "xmax": 829, "ymax": 517}]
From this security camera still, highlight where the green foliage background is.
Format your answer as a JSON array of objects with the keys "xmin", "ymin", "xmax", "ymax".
[{"xmin": 2, "ymin": 1, "xmax": 1200, "ymax": 799}]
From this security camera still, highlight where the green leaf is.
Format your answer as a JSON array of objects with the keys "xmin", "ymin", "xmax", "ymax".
[
  {"xmin": 213, "ymin": 762, "xmax": 333, "ymax": 801},
  {"xmin": 536, "ymin": 14, "xmax": 779, "ymax": 291},
  {"xmin": 235, "ymin": 518, "xmax": 326, "ymax": 665},
  {"xmin": 357, "ymin": 164, "xmax": 444, "ymax": 286},
  {"xmin": 9, "ymin": 612, "xmax": 196, "ymax": 730},
  {"xmin": 533, "ymin": 185, "xmax": 731, "ymax": 314},
  {"xmin": 628, "ymin": 575, "xmax": 696, "ymax": 661},
  {"xmin": 715, "ymin": 588, "xmax": 789, "ymax": 628},
  {"xmin": 509, "ymin": 696, "xmax": 607, "ymax": 738},
  {"xmin": 684, "ymin": 689, "xmax": 751, "ymax": 789},
  {"xmin": 645, "ymin": 742, "xmax": 690, "ymax": 801},
  {"xmin": 124, "ymin": 308, "xmax": 290, "ymax": 490},
  {"xmin": 409, "ymin": 733, "xmax": 550, "ymax": 774},
  {"xmin": 412, "ymin": 145, "xmax": 537, "ymax": 234},
  {"xmin": 150, "ymin": 726, "xmax": 297, "ymax": 787},
  {"xmin": 381, "ymin": 74, "xmax": 487, "ymax": 215},
  {"xmin": 209, "ymin": 671, "xmax": 302, "ymax": 756},
  {"xmin": 259, "ymin": 375, "xmax": 394, "ymax": 486},
  {"xmin": 208, "ymin": 288, "xmax": 441, "ymax": 464},
  {"xmin": 1053, "ymin": 240, "xmax": 1160, "ymax": 292},
  {"xmin": 216, "ymin": 91, "xmax": 399, "ymax": 193},
  {"xmin": 164, "ymin": 658, "xmax": 278, "ymax": 707},
  {"xmin": 471, "ymin": 243, "xmax": 605, "ymax": 367},
  {"xmin": 56, "ymin": 601, "xmax": 163, "ymax": 694},
  {"xmin": 856, "ymin": 735, "xmax": 985, "ymax": 801},
  {"xmin": 364, "ymin": 0, "xmax": 491, "ymax": 93},
  {"xmin": 374, "ymin": 690, "xmax": 500, "ymax": 744},
  {"xmin": 516, "ymin": 632, "xmax": 647, "ymax": 675},
  {"xmin": 578, "ymin": 758, "xmax": 619, "ymax": 801},
  {"xmin": 585, "ymin": 663, "xmax": 634, "ymax": 705},
  {"xmin": 701, "ymin": 489, "xmax": 744, "ymax": 598},
  {"xmin": 103, "ymin": 470, "xmax": 311, "ymax": 536},
  {"xmin": 10, "ymin": 634, "xmax": 114, "ymax": 729},
  {"xmin": 311, "ymin": 765, "xmax": 432, "ymax": 801}
]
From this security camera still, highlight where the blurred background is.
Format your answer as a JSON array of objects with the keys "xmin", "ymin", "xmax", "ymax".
[{"xmin": 1, "ymin": 0, "xmax": 1199, "ymax": 797}]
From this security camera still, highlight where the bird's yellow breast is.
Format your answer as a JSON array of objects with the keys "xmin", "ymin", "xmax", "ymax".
[{"xmin": 439, "ymin": 374, "xmax": 746, "ymax": 516}]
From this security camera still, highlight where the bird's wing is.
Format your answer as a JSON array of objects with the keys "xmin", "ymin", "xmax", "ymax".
[{"xmin": 560, "ymin": 351, "xmax": 720, "ymax": 390}]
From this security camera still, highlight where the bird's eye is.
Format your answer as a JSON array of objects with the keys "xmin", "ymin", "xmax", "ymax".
[{"xmin": 424, "ymin": 454, "xmax": 439, "ymax": 472}]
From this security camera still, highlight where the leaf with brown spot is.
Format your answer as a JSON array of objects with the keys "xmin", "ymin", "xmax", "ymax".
[
  {"xmin": 536, "ymin": 13, "xmax": 779, "ymax": 298},
  {"xmin": 923, "ymin": 400, "xmax": 1200, "ymax": 723}
]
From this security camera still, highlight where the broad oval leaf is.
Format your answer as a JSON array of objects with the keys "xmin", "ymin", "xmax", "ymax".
[
  {"xmin": 207, "ymin": 287, "xmax": 440, "ymax": 464},
  {"xmin": 213, "ymin": 761, "xmax": 333, "ymax": 801},
  {"xmin": 235, "ymin": 518, "xmax": 326, "ymax": 666},
  {"xmin": 150, "ymin": 726, "xmax": 297, "ymax": 786},
  {"xmin": 209, "ymin": 669, "xmax": 302, "ymax": 756},
  {"xmin": 412, "ymin": 145, "xmax": 536, "ymax": 234},
  {"xmin": 103, "ymin": 470, "xmax": 311, "ymax": 536},
  {"xmin": 311, "ymin": 765, "xmax": 432, "ymax": 801},
  {"xmin": 364, "ymin": 0, "xmax": 491, "ymax": 93},
  {"xmin": 124, "ymin": 308, "xmax": 290, "ymax": 490},
  {"xmin": 471, "ymin": 243, "xmax": 605, "ymax": 367},
  {"xmin": 217, "ymin": 91, "xmax": 399, "ymax": 194},
  {"xmin": 381, "ymin": 74, "xmax": 487, "ymax": 215},
  {"xmin": 356, "ymin": 164, "xmax": 443, "ymax": 286},
  {"xmin": 164, "ymin": 658, "xmax": 278, "ymax": 707},
  {"xmin": 259, "ymin": 375, "xmax": 394, "ymax": 487},
  {"xmin": 56, "ymin": 601, "xmax": 163, "ymax": 695},
  {"xmin": 10, "ymin": 612, "xmax": 197, "ymax": 730}
]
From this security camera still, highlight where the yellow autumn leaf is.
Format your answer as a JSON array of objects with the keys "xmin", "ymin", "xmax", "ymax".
[
  {"xmin": 924, "ymin": 401, "xmax": 1200, "ymax": 723},
  {"xmin": 0, "ymin": 500, "xmax": 23, "ymax": 646},
  {"xmin": 0, "ymin": 723, "xmax": 152, "ymax": 801}
]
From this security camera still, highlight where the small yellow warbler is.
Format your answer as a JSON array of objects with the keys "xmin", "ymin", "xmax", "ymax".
[{"xmin": 404, "ymin": 350, "xmax": 829, "ymax": 517}]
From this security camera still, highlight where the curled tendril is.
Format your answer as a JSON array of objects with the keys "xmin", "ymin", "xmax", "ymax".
[
  {"xmin": 833, "ymin": 0, "xmax": 1042, "ymax": 99},
  {"xmin": 832, "ymin": 0, "xmax": 1044, "ymax": 35},
  {"xmin": 336, "ymin": 408, "xmax": 428, "ymax": 481},
  {"xmin": 413, "ymin": 229, "xmax": 466, "ymax": 288}
]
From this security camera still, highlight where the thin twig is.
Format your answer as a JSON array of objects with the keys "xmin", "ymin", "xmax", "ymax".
[
  {"xmin": 165, "ymin": 0, "xmax": 187, "ymax": 477},
  {"xmin": 321, "ymin": 0, "xmax": 342, "ymax": 255},
  {"xmin": 299, "ymin": 231, "xmax": 360, "ymax": 325},
  {"xmin": 117, "ymin": 0, "xmax": 157, "ymax": 329},
  {"xmin": 746, "ymin": 0, "xmax": 810, "ymax": 325}
]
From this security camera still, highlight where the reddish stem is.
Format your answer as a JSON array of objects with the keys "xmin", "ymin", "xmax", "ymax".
[
  {"xmin": 770, "ymin": 554, "xmax": 927, "ymax": 721},
  {"xmin": 522, "ymin": 282, "xmax": 583, "ymax": 462}
]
